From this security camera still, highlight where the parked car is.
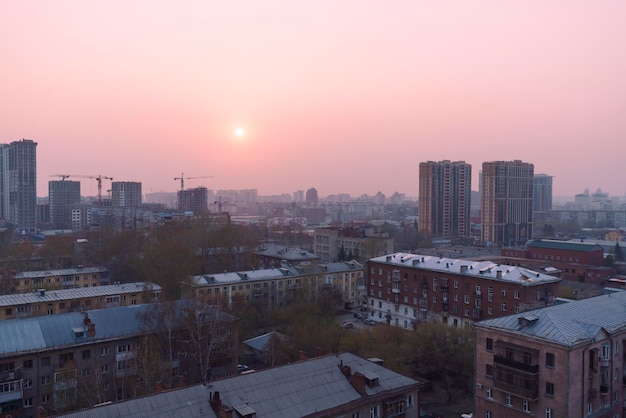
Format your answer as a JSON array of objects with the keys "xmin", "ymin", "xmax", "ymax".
[
  {"xmin": 342, "ymin": 321, "xmax": 354, "ymax": 329},
  {"xmin": 363, "ymin": 319, "xmax": 376, "ymax": 325},
  {"xmin": 360, "ymin": 306, "xmax": 368, "ymax": 312},
  {"xmin": 237, "ymin": 364, "xmax": 249, "ymax": 373}
]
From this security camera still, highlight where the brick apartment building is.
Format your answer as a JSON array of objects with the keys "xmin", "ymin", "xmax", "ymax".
[
  {"xmin": 474, "ymin": 290, "xmax": 626, "ymax": 418},
  {"xmin": 366, "ymin": 253, "xmax": 561, "ymax": 329}
]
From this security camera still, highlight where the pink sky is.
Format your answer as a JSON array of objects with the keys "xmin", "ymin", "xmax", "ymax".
[{"xmin": 2, "ymin": 1, "xmax": 625, "ymax": 199}]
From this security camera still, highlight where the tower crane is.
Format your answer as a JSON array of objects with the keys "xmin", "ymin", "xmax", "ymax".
[
  {"xmin": 50, "ymin": 174, "xmax": 113, "ymax": 206},
  {"xmin": 174, "ymin": 173, "xmax": 213, "ymax": 192}
]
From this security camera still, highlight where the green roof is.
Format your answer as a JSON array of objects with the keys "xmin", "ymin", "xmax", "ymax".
[{"xmin": 527, "ymin": 240, "xmax": 603, "ymax": 252}]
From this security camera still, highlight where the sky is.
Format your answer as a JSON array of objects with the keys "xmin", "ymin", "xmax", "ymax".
[{"xmin": 2, "ymin": 1, "xmax": 625, "ymax": 199}]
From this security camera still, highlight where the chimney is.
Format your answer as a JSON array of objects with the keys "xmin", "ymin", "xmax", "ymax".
[
  {"xmin": 83, "ymin": 313, "xmax": 91, "ymax": 325},
  {"xmin": 339, "ymin": 364, "xmax": 351, "ymax": 377},
  {"xmin": 88, "ymin": 322, "xmax": 96, "ymax": 337},
  {"xmin": 210, "ymin": 391, "xmax": 221, "ymax": 412},
  {"xmin": 496, "ymin": 270, "xmax": 502, "ymax": 279},
  {"xmin": 350, "ymin": 372, "xmax": 367, "ymax": 395},
  {"xmin": 218, "ymin": 406, "xmax": 233, "ymax": 418}
]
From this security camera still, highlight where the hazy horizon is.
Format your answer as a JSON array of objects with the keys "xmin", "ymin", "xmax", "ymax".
[{"xmin": 3, "ymin": 2, "xmax": 625, "ymax": 199}]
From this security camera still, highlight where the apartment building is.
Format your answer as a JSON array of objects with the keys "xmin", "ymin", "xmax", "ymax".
[
  {"xmin": 0, "ymin": 300, "xmax": 239, "ymax": 417},
  {"xmin": 0, "ymin": 282, "xmax": 161, "ymax": 320},
  {"xmin": 419, "ymin": 160, "xmax": 472, "ymax": 240},
  {"xmin": 255, "ymin": 243, "xmax": 320, "ymax": 269},
  {"xmin": 314, "ymin": 226, "xmax": 394, "ymax": 263},
  {"xmin": 59, "ymin": 352, "xmax": 424, "ymax": 418},
  {"xmin": 481, "ymin": 160, "xmax": 534, "ymax": 246},
  {"xmin": 0, "ymin": 139, "xmax": 38, "ymax": 233},
  {"xmin": 474, "ymin": 290, "xmax": 626, "ymax": 418},
  {"xmin": 182, "ymin": 260, "xmax": 365, "ymax": 309},
  {"xmin": 111, "ymin": 181, "xmax": 142, "ymax": 207},
  {"xmin": 48, "ymin": 180, "xmax": 81, "ymax": 229},
  {"xmin": 9, "ymin": 266, "xmax": 111, "ymax": 293},
  {"xmin": 366, "ymin": 253, "xmax": 560, "ymax": 329}
]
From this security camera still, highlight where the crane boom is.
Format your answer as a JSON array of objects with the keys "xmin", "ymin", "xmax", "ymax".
[
  {"xmin": 50, "ymin": 174, "xmax": 113, "ymax": 206},
  {"xmin": 173, "ymin": 173, "xmax": 214, "ymax": 192}
]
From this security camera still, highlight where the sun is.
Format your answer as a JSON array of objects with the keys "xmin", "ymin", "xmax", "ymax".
[{"xmin": 235, "ymin": 127, "xmax": 245, "ymax": 137}]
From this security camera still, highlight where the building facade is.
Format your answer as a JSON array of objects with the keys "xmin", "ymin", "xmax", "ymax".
[
  {"xmin": 177, "ymin": 187, "xmax": 208, "ymax": 213},
  {"xmin": 481, "ymin": 160, "xmax": 534, "ymax": 246},
  {"xmin": 366, "ymin": 253, "xmax": 560, "ymax": 329},
  {"xmin": 314, "ymin": 227, "xmax": 394, "ymax": 263},
  {"xmin": 1, "ymin": 139, "xmax": 38, "ymax": 233},
  {"xmin": 474, "ymin": 291, "xmax": 626, "ymax": 418},
  {"xmin": 49, "ymin": 180, "xmax": 81, "ymax": 229},
  {"xmin": 111, "ymin": 181, "xmax": 142, "ymax": 207},
  {"xmin": 533, "ymin": 174, "xmax": 553, "ymax": 213},
  {"xmin": 419, "ymin": 160, "xmax": 472, "ymax": 240},
  {"xmin": 9, "ymin": 266, "xmax": 112, "ymax": 293},
  {"xmin": 0, "ymin": 282, "xmax": 161, "ymax": 320},
  {"xmin": 182, "ymin": 260, "xmax": 366, "ymax": 310},
  {"xmin": 0, "ymin": 301, "xmax": 238, "ymax": 417}
]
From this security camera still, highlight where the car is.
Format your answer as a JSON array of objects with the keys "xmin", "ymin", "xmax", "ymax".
[
  {"xmin": 341, "ymin": 321, "xmax": 354, "ymax": 329},
  {"xmin": 237, "ymin": 364, "xmax": 249, "ymax": 373},
  {"xmin": 363, "ymin": 319, "xmax": 376, "ymax": 325},
  {"xmin": 360, "ymin": 306, "xmax": 368, "ymax": 312}
]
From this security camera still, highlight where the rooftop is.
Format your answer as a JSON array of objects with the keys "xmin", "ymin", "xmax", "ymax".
[
  {"xmin": 0, "ymin": 282, "xmax": 161, "ymax": 307},
  {"xmin": 369, "ymin": 252, "xmax": 560, "ymax": 287},
  {"xmin": 15, "ymin": 266, "xmax": 109, "ymax": 279},
  {"xmin": 475, "ymin": 290, "xmax": 626, "ymax": 347},
  {"xmin": 527, "ymin": 239, "xmax": 604, "ymax": 252}
]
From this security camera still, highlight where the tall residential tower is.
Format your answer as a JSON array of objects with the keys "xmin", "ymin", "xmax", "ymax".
[
  {"xmin": 49, "ymin": 180, "xmax": 81, "ymax": 229},
  {"xmin": 111, "ymin": 181, "xmax": 142, "ymax": 207},
  {"xmin": 481, "ymin": 160, "xmax": 534, "ymax": 246},
  {"xmin": 1, "ymin": 139, "xmax": 38, "ymax": 233},
  {"xmin": 419, "ymin": 160, "xmax": 472, "ymax": 240}
]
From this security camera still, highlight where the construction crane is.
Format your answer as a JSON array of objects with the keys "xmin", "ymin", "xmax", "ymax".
[
  {"xmin": 174, "ymin": 173, "xmax": 213, "ymax": 192},
  {"xmin": 50, "ymin": 174, "xmax": 113, "ymax": 206}
]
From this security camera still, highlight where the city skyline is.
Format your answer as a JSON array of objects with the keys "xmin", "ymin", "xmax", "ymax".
[{"xmin": 2, "ymin": 2, "xmax": 625, "ymax": 199}]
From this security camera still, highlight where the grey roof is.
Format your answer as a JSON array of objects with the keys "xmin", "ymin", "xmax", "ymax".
[
  {"xmin": 58, "ymin": 384, "xmax": 217, "ymax": 418},
  {"xmin": 15, "ymin": 266, "xmax": 109, "ymax": 279},
  {"xmin": 0, "ymin": 282, "xmax": 161, "ymax": 307},
  {"xmin": 370, "ymin": 252, "xmax": 560, "ymax": 286},
  {"xmin": 243, "ymin": 331, "xmax": 287, "ymax": 352},
  {"xmin": 256, "ymin": 244, "xmax": 320, "ymax": 261},
  {"xmin": 475, "ymin": 290, "xmax": 626, "ymax": 347},
  {"xmin": 189, "ymin": 261, "xmax": 363, "ymax": 287},
  {"xmin": 58, "ymin": 353, "xmax": 418, "ymax": 418},
  {"xmin": 0, "ymin": 300, "xmax": 235, "ymax": 356},
  {"xmin": 528, "ymin": 239, "xmax": 604, "ymax": 252}
]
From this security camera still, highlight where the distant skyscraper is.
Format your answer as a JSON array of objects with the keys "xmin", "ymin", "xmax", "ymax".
[
  {"xmin": 305, "ymin": 188, "xmax": 318, "ymax": 205},
  {"xmin": 481, "ymin": 160, "xmax": 534, "ymax": 246},
  {"xmin": 178, "ymin": 187, "xmax": 208, "ymax": 213},
  {"xmin": 533, "ymin": 174, "xmax": 553, "ymax": 213},
  {"xmin": 293, "ymin": 190, "xmax": 305, "ymax": 203},
  {"xmin": 111, "ymin": 181, "xmax": 142, "ymax": 207},
  {"xmin": 49, "ymin": 180, "xmax": 81, "ymax": 229},
  {"xmin": 1, "ymin": 139, "xmax": 37, "ymax": 232},
  {"xmin": 419, "ymin": 160, "xmax": 471, "ymax": 240}
]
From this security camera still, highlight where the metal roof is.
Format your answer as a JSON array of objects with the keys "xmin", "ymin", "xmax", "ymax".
[
  {"xmin": 369, "ymin": 252, "xmax": 560, "ymax": 286},
  {"xmin": 0, "ymin": 282, "xmax": 161, "ymax": 307},
  {"xmin": 0, "ymin": 300, "xmax": 234, "ymax": 356},
  {"xmin": 58, "ymin": 352, "xmax": 419, "ymax": 418},
  {"xmin": 256, "ymin": 244, "xmax": 320, "ymax": 261},
  {"xmin": 15, "ymin": 266, "xmax": 109, "ymax": 279},
  {"xmin": 243, "ymin": 331, "xmax": 287, "ymax": 352},
  {"xmin": 475, "ymin": 290, "xmax": 626, "ymax": 347},
  {"xmin": 527, "ymin": 239, "xmax": 603, "ymax": 252}
]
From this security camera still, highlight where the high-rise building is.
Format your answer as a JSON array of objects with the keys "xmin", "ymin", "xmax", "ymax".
[
  {"xmin": 178, "ymin": 187, "xmax": 208, "ymax": 213},
  {"xmin": 111, "ymin": 181, "xmax": 142, "ymax": 207},
  {"xmin": 419, "ymin": 160, "xmax": 472, "ymax": 240},
  {"xmin": 305, "ymin": 187, "xmax": 318, "ymax": 204},
  {"xmin": 533, "ymin": 174, "xmax": 553, "ymax": 213},
  {"xmin": 49, "ymin": 180, "xmax": 81, "ymax": 229},
  {"xmin": 481, "ymin": 160, "xmax": 534, "ymax": 246},
  {"xmin": 0, "ymin": 139, "xmax": 38, "ymax": 233}
]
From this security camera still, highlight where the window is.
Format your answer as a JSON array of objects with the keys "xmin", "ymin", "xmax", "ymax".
[
  {"xmin": 614, "ymin": 340, "xmax": 620, "ymax": 355},
  {"xmin": 488, "ymin": 307, "xmax": 494, "ymax": 315},
  {"xmin": 406, "ymin": 394, "xmax": 414, "ymax": 407},
  {"xmin": 514, "ymin": 290, "xmax": 520, "ymax": 299},
  {"xmin": 42, "ymin": 394, "xmax": 51, "ymax": 404},
  {"xmin": 505, "ymin": 393, "xmax": 512, "ymax": 407},
  {"xmin": 82, "ymin": 350, "xmax": 91, "ymax": 360},
  {"xmin": 464, "ymin": 295, "xmax": 470, "ymax": 304},
  {"xmin": 101, "ymin": 346, "xmax": 109, "ymax": 356},
  {"xmin": 82, "ymin": 368, "xmax": 91, "ymax": 377},
  {"xmin": 433, "ymin": 278, "xmax": 438, "ymax": 291},
  {"xmin": 352, "ymin": 413, "xmax": 361, "ymax": 418},
  {"xmin": 100, "ymin": 364, "xmax": 109, "ymax": 373},
  {"xmin": 523, "ymin": 400, "xmax": 530, "ymax": 413},
  {"xmin": 546, "ymin": 352, "xmax": 555, "ymax": 368},
  {"xmin": 24, "ymin": 397, "xmax": 33, "ymax": 407},
  {"xmin": 117, "ymin": 343, "xmax": 134, "ymax": 353},
  {"xmin": 370, "ymin": 405, "xmax": 380, "ymax": 418},
  {"xmin": 454, "ymin": 280, "xmax": 458, "ymax": 288},
  {"xmin": 485, "ymin": 364, "xmax": 493, "ymax": 377},
  {"xmin": 486, "ymin": 338, "xmax": 493, "ymax": 352},
  {"xmin": 500, "ymin": 303, "xmax": 506, "ymax": 311},
  {"xmin": 486, "ymin": 411, "xmax": 492, "ymax": 418},
  {"xmin": 501, "ymin": 289, "xmax": 506, "ymax": 297},
  {"xmin": 41, "ymin": 375, "xmax": 51, "ymax": 385},
  {"xmin": 486, "ymin": 387, "xmax": 492, "ymax": 399},
  {"xmin": 41, "ymin": 357, "xmax": 51, "ymax": 367},
  {"xmin": 23, "ymin": 379, "xmax": 33, "ymax": 389},
  {"xmin": 546, "ymin": 382, "xmax": 554, "ymax": 396},
  {"xmin": 23, "ymin": 359, "xmax": 33, "ymax": 369},
  {"xmin": 545, "ymin": 408, "xmax": 553, "ymax": 418}
]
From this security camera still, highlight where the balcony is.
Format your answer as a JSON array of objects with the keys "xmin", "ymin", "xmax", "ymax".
[
  {"xmin": 0, "ymin": 379, "xmax": 23, "ymax": 404},
  {"xmin": 494, "ymin": 356, "xmax": 539, "ymax": 374},
  {"xmin": 392, "ymin": 287, "xmax": 400, "ymax": 294}
]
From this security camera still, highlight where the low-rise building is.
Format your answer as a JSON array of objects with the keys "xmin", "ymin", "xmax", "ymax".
[
  {"xmin": 9, "ymin": 266, "xmax": 111, "ymax": 294},
  {"xmin": 366, "ymin": 253, "xmax": 561, "ymax": 329},
  {"xmin": 474, "ymin": 290, "xmax": 626, "ymax": 418},
  {"xmin": 58, "ymin": 352, "xmax": 424, "ymax": 418},
  {"xmin": 314, "ymin": 226, "xmax": 394, "ymax": 263},
  {"xmin": 255, "ymin": 243, "xmax": 320, "ymax": 269},
  {"xmin": 181, "ymin": 260, "xmax": 365, "ymax": 309},
  {"xmin": 0, "ymin": 282, "xmax": 161, "ymax": 320},
  {"xmin": 0, "ymin": 300, "xmax": 238, "ymax": 417}
]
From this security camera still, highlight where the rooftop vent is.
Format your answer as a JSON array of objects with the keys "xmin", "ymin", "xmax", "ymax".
[{"xmin": 518, "ymin": 314, "xmax": 539, "ymax": 327}]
